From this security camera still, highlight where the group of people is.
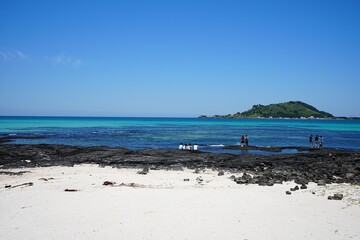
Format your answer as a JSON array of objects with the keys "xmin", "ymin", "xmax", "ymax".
[
  {"xmin": 240, "ymin": 135, "xmax": 249, "ymax": 147},
  {"xmin": 178, "ymin": 134, "xmax": 324, "ymax": 150},
  {"xmin": 179, "ymin": 143, "xmax": 198, "ymax": 151},
  {"xmin": 309, "ymin": 134, "xmax": 324, "ymax": 148}
]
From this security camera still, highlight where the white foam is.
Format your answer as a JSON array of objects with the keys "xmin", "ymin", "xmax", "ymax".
[{"xmin": 209, "ymin": 144, "xmax": 225, "ymax": 147}]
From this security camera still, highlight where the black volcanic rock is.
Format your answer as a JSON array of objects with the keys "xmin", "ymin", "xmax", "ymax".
[
  {"xmin": 0, "ymin": 144, "xmax": 359, "ymax": 185},
  {"xmin": 0, "ymin": 135, "xmax": 47, "ymax": 143}
]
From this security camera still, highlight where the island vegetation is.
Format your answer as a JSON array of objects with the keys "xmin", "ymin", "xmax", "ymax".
[{"xmin": 200, "ymin": 101, "xmax": 347, "ymax": 119}]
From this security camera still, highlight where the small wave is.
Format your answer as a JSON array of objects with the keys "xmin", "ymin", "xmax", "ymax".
[
  {"xmin": 208, "ymin": 144, "xmax": 225, "ymax": 147},
  {"xmin": 8, "ymin": 134, "xmax": 17, "ymax": 136},
  {"xmin": 91, "ymin": 131, "xmax": 98, "ymax": 134}
]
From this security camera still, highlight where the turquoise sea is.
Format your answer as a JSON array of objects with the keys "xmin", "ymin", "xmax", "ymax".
[{"xmin": 0, "ymin": 117, "xmax": 359, "ymax": 153}]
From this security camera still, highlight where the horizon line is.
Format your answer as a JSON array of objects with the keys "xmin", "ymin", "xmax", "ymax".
[{"xmin": 0, "ymin": 115, "xmax": 359, "ymax": 119}]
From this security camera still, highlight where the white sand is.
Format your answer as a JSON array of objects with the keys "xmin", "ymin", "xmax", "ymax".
[{"xmin": 1, "ymin": 165, "xmax": 359, "ymax": 240}]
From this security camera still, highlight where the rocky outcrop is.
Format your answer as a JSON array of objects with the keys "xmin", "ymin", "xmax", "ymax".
[
  {"xmin": 0, "ymin": 135, "xmax": 47, "ymax": 143},
  {"xmin": 224, "ymin": 145, "xmax": 312, "ymax": 152},
  {"xmin": 0, "ymin": 144, "xmax": 359, "ymax": 185},
  {"xmin": 328, "ymin": 193, "xmax": 344, "ymax": 200}
]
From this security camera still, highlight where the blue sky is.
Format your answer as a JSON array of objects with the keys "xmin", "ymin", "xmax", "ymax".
[{"xmin": 0, "ymin": 0, "xmax": 359, "ymax": 117}]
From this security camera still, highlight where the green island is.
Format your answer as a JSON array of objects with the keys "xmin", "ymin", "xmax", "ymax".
[{"xmin": 199, "ymin": 101, "xmax": 359, "ymax": 119}]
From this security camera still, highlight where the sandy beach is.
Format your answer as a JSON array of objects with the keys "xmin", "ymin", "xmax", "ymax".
[{"xmin": 1, "ymin": 165, "xmax": 359, "ymax": 240}]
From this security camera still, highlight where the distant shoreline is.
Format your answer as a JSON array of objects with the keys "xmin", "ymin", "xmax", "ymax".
[
  {"xmin": 199, "ymin": 116, "xmax": 360, "ymax": 120},
  {"xmin": 199, "ymin": 101, "xmax": 359, "ymax": 119}
]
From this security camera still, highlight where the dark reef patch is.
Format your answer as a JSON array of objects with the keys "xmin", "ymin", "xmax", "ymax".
[{"xmin": 0, "ymin": 144, "xmax": 359, "ymax": 185}]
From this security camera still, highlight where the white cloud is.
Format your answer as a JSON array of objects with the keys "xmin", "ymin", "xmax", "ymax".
[
  {"xmin": 53, "ymin": 53, "xmax": 83, "ymax": 67},
  {"xmin": 0, "ymin": 50, "xmax": 28, "ymax": 61},
  {"xmin": 16, "ymin": 50, "xmax": 27, "ymax": 59},
  {"xmin": 0, "ymin": 50, "xmax": 83, "ymax": 67}
]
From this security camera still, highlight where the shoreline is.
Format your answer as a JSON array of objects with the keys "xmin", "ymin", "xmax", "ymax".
[
  {"xmin": 1, "ymin": 165, "xmax": 359, "ymax": 240},
  {"xmin": 1, "ymin": 144, "xmax": 359, "ymax": 186}
]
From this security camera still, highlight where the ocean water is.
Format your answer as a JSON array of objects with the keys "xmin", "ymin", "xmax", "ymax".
[{"xmin": 0, "ymin": 117, "xmax": 359, "ymax": 153}]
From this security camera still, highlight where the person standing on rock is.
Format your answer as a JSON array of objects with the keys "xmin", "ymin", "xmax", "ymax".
[
  {"xmin": 241, "ymin": 135, "xmax": 245, "ymax": 147},
  {"xmin": 245, "ymin": 135, "xmax": 249, "ymax": 147},
  {"xmin": 315, "ymin": 135, "xmax": 319, "ymax": 148},
  {"xmin": 319, "ymin": 136, "xmax": 323, "ymax": 148},
  {"xmin": 309, "ymin": 134, "xmax": 313, "ymax": 148}
]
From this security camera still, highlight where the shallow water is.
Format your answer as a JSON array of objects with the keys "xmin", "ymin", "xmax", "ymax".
[{"xmin": 0, "ymin": 117, "xmax": 359, "ymax": 152}]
